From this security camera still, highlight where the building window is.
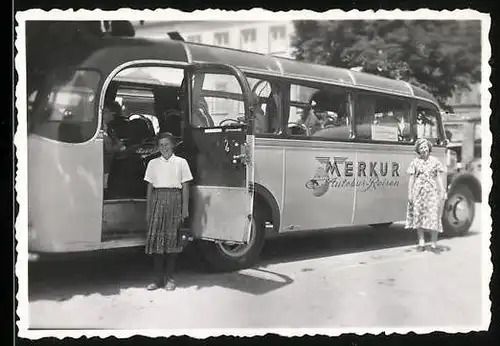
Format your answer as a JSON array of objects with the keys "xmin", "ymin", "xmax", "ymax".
[
  {"xmin": 187, "ymin": 34, "xmax": 201, "ymax": 43},
  {"xmin": 214, "ymin": 32, "xmax": 229, "ymax": 47},
  {"xmin": 270, "ymin": 25, "xmax": 286, "ymax": 41},
  {"xmin": 240, "ymin": 28, "xmax": 257, "ymax": 51}
]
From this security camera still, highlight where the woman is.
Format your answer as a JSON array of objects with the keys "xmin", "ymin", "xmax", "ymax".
[
  {"xmin": 405, "ymin": 138, "xmax": 446, "ymax": 253},
  {"xmin": 144, "ymin": 132, "xmax": 193, "ymax": 290}
]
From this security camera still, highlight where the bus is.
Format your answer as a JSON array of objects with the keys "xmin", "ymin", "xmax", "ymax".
[{"xmin": 26, "ymin": 34, "xmax": 470, "ymax": 271}]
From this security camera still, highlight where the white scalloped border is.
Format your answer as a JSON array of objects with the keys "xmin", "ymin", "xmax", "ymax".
[{"xmin": 14, "ymin": 8, "xmax": 492, "ymax": 339}]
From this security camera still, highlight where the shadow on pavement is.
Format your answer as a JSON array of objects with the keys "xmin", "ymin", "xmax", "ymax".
[
  {"xmin": 28, "ymin": 225, "xmax": 478, "ymax": 302},
  {"xmin": 176, "ymin": 268, "xmax": 294, "ymax": 295},
  {"xmin": 258, "ymin": 225, "xmax": 478, "ymax": 266},
  {"xmin": 28, "ymin": 249, "xmax": 293, "ymax": 301}
]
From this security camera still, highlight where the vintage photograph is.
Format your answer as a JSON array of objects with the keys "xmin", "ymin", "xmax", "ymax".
[{"xmin": 15, "ymin": 9, "xmax": 491, "ymax": 338}]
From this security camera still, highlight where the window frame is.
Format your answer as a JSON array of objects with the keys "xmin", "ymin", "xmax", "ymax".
[
  {"xmin": 244, "ymin": 74, "xmax": 285, "ymax": 138},
  {"xmin": 415, "ymin": 100, "xmax": 447, "ymax": 147},
  {"xmin": 351, "ymin": 90, "xmax": 415, "ymax": 145},
  {"xmin": 281, "ymin": 78, "xmax": 356, "ymax": 142},
  {"xmin": 29, "ymin": 67, "xmax": 102, "ymax": 144}
]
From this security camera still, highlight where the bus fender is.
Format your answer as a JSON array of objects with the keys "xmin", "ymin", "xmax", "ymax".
[
  {"xmin": 253, "ymin": 183, "xmax": 281, "ymax": 233},
  {"xmin": 448, "ymin": 172, "xmax": 482, "ymax": 203}
]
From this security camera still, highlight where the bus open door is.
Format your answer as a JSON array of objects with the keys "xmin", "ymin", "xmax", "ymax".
[{"xmin": 183, "ymin": 63, "xmax": 257, "ymax": 270}]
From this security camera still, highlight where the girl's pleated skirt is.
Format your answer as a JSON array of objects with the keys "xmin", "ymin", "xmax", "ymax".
[{"xmin": 145, "ymin": 188, "xmax": 183, "ymax": 254}]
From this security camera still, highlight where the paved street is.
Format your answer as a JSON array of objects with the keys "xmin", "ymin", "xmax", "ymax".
[{"xmin": 27, "ymin": 207, "xmax": 487, "ymax": 330}]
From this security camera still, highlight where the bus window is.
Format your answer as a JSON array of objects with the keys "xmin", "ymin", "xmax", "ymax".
[
  {"xmin": 114, "ymin": 66, "xmax": 185, "ymax": 137},
  {"xmin": 30, "ymin": 70, "xmax": 100, "ymax": 143},
  {"xmin": 287, "ymin": 83, "xmax": 352, "ymax": 140},
  {"xmin": 416, "ymin": 103, "xmax": 444, "ymax": 145},
  {"xmin": 247, "ymin": 77, "xmax": 282, "ymax": 135},
  {"xmin": 191, "ymin": 73, "xmax": 245, "ymax": 127},
  {"xmin": 355, "ymin": 93, "xmax": 412, "ymax": 143}
]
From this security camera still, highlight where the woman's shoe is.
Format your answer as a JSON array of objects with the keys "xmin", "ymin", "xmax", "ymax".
[
  {"xmin": 416, "ymin": 245, "xmax": 425, "ymax": 252},
  {"xmin": 430, "ymin": 246, "xmax": 441, "ymax": 254},
  {"xmin": 165, "ymin": 279, "xmax": 176, "ymax": 291},
  {"xmin": 147, "ymin": 282, "xmax": 162, "ymax": 291}
]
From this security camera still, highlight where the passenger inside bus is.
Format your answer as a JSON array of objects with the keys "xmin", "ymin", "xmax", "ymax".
[
  {"xmin": 300, "ymin": 92, "xmax": 351, "ymax": 139},
  {"xmin": 102, "ymin": 102, "xmax": 127, "ymax": 192},
  {"xmin": 103, "ymin": 98, "xmax": 153, "ymax": 200},
  {"xmin": 191, "ymin": 96, "xmax": 214, "ymax": 127},
  {"xmin": 104, "ymin": 80, "xmax": 190, "ymax": 200}
]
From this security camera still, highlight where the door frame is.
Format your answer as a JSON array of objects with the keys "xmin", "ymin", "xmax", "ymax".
[{"xmin": 186, "ymin": 62, "xmax": 256, "ymax": 244}]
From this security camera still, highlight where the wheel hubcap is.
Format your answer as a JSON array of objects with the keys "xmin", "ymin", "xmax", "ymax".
[{"xmin": 445, "ymin": 194, "xmax": 471, "ymax": 228}]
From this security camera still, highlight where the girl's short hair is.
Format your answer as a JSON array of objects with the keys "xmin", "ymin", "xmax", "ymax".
[
  {"xmin": 155, "ymin": 132, "xmax": 176, "ymax": 144},
  {"xmin": 414, "ymin": 138, "xmax": 433, "ymax": 154}
]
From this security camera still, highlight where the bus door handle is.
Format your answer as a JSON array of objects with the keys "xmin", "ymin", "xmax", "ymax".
[{"xmin": 232, "ymin": 144, "xmax": 249, "ymax": 164}]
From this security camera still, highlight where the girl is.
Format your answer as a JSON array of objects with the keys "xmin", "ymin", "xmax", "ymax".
[
  {"xmin": 405, "ymin": 138, "xmax": 447, "ymax": 253},
  {"xmin": 144, "ymin": 132, "xmax": 193, "ymax": 291}
]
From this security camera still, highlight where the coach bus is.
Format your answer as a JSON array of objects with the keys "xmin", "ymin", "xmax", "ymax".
[{"xmin": 25, "ymin": 34, "xmax": 473, "ymax": 271}]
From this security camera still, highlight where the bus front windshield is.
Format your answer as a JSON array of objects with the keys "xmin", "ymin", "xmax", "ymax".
[{"xmin": 29, "ymin": 69, "xmax": 101, "ymax": 143}]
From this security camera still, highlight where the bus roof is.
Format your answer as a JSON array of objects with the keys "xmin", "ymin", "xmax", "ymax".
[{"xmin": 57, "ymin": 36, "xmax": 439, "ymax": 106}]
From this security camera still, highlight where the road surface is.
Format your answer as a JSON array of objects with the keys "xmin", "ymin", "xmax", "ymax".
[{"xmin": 27, "ymin": 211, "xmax": 487, "ymax": 330}]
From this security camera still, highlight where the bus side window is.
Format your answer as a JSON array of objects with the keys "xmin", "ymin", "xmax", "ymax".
[
  {"xmin": 247, "ymin": 78, "xmax": 282, "ymax": 135},
  {"xmin": 355, "ymin": 93, "xmax": 412, "ymax": 143},
  {"xmin": 30, "ymin": 70, "xmax": 101, "ymax": 143},
  {"xmin": 191, "ymin": 73, "xmax": 244, "ymax": 128},
  {"xmin": 416, "ymin": 104, "xmax": 444, "ymax": 145},
  {"xmin": 287, "ymin": 83, "xmax": 352, "ymax": 140}
]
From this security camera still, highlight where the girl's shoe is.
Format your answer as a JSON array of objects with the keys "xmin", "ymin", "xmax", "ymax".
[{"xmin": 165, "ymin": 279, "xmax": 176, "ymax": 291}]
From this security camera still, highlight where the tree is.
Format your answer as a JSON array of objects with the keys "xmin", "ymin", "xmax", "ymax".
[{"xmin": 291, "ymin": 20, "xmax": 482, "ymax": 111}]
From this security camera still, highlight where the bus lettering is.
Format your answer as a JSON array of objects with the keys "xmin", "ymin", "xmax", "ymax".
[
  {"xmin": 370, "ymin": 162, "xmax": 378, "ymax": 177},
  {"xmin": 392, "ymin": 162, "xmax": 400, "ymax": 177}
]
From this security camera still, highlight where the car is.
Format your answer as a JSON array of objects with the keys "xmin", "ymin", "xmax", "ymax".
[{"xmin": 442, "ymin": 116, "xmax": 481, "ymax": 237}]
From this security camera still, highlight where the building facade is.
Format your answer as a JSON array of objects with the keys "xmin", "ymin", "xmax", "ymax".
[{"xmin": 132, "ymin": 20, "xmax": 295, "ymax": 58}]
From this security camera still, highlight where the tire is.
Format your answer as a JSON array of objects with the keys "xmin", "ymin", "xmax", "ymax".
[
  {"xmin": 197, "ymin": 208, "xmax": 266, "ymax": 272},
  {"xmin": 442, "ymin": 184, "xmax": 475, "ymax": 237},
  {"xmin": 369, "ymin": 222, "xmax": 393, "ymax": 228}
]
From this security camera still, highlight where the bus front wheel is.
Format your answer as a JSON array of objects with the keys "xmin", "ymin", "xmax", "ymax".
[
  {"xmin": 442, "ymin": 184, "xmax": 475, "ymax": 237},
  {"xmin": 197, "ymin": 209, "xmax": 266, "ymax": 272}
]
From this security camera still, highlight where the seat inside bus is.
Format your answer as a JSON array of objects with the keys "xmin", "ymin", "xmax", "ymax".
[{"xmin": 104, "ymin": 81, "xmax": 185, "ymax": 200}]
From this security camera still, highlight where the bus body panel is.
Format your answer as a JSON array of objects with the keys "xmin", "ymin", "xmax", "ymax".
[
  {"xmin": 280, "ymin": 139, "xmax": 356, "ymax": 231},
  {"xmin": 352, "ymin": 143, "xmax": 415, "ymax": 225},
  {"xmin": 28, "ymin": 135, "xmax": 103, "ymax": 252},
  {"xmin": 254, "ymin": 138, "xmax": 286, "ymax": 224}
]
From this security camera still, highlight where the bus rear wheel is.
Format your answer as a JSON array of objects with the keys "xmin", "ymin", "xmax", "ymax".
[
  {"xmin": 197, "ymin": 208, "xmax": 266, "ymax": 272},
  {"xmin": 442, "ymin": 185, "xmax": 475, "ymax": 237}
]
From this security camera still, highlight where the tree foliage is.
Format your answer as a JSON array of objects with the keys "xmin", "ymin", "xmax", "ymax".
[{"xmin": 291, "ymin": 20, "xmax": 481, "ymax": 111}]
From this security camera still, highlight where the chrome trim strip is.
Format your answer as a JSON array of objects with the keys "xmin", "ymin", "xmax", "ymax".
[{"xmin": 403, "ymin": 81, "xmax": 415, "ymax": 96}]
